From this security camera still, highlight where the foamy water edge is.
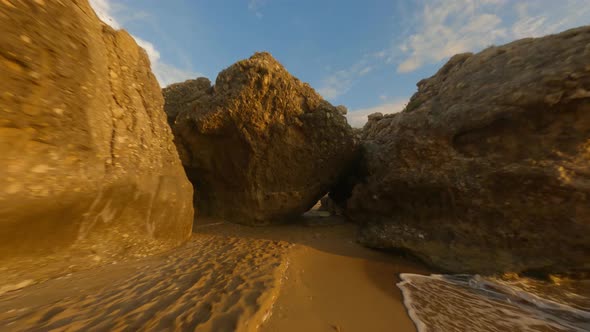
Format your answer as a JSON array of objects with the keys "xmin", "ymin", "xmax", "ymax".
[
  {"xmin": 397, "ymin": 273, "xmax": 590, "ymax": 332},
  {"xmin": 397, "ymin": 274, "xmax": 429, "ymax": 332}
]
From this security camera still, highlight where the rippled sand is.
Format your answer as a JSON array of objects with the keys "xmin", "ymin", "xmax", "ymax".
[
  {"xmin": 0, "ymin": 216, "xmax": 428, "ymax": 331},
  {"xmin": 0, "ymin": 232, "xmax": 290, "ymax": 331},
  {"xmin": 4, "ymin": 216, "xmax": 585, "ymax": 332}
]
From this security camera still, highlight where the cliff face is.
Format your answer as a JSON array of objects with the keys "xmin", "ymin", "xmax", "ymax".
[
  {"xmin": 0, "ymin": 0, "xmax": 194, "ymax": 261},
  {"xmin": 165, "ymin": 53, "xmax": 359, "ymax": 225},
  {"xmin": 348, "ymin": 27, "xmax": 590, "ymax": 274}
]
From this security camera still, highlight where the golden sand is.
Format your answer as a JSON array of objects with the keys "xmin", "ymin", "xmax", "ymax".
[{"xmin": 0, "ymin": 216, "xmax": 428, "ymax": 331}]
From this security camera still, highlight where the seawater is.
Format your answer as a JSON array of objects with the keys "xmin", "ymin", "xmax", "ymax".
[{"xmin": 397, "ymin": 273, "xmax": 590, "ymax": 332}]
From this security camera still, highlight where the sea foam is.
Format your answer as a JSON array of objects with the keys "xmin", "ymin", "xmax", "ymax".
[{"xmin": 397, "ymin": 273, "xmax": 590, "ymax": 332}]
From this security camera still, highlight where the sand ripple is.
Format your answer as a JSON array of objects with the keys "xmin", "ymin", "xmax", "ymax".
[{"xmin": 0, "ymin": 234, "xmax": 291, "ymax": 332}]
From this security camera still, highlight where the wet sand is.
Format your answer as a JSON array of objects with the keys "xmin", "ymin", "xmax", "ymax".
[
  {"xmin": 0, "ymin": 216, "xmax": 429, "ymax": 331},
  {"xmin": 198, "ymin": 216, "xmax": 430, "ymax": 332},
  {"xmin": 261, "ymin": 246, "xmax": 420, "ymax": 332}
]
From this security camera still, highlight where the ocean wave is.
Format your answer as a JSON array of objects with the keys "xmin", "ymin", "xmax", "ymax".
[{"xmin": 397, "ymin": 273, "xmax": 590, "ymax": 332}]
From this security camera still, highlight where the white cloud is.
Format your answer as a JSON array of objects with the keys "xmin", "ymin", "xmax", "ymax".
[
  {"xmin": 318, "ymin": 56, "xmax": 376, "ymax": 100},
  {"xmin": 509, "ymin": 2, "xmax": 589, "ymax": 39},
  {"xmin": 248, "ymin": 0, "xmax": 267, "ymax": 18},
  {"xmin": 374, "ymin": 50, "xmax": 387, "ymax": 59},
  {"xmin": 89, "ymin": 0, "xmax": 202, "ymax": 87},
  {"xmin": 89, "ymin": 0, "xmax": 120, "ymax": 28},
  {"xmin": 347, "ymin": 99, "xmax": 408, "ymax": 128},
  {"xmin": 248, "ymin": 0, "xmax": 265, "ymax": 10},
  {"xmin": 317, "ymin": 69, "xmax": 354, "ymax": 100},
  {"xmin": 318, "ymin": 0, "xmax": 590, "ymax": 101},
  {"xmin": 358, "ymin": 66, "xmax": 373, "ymax": 76},
  {"xmin": 133, "ymin": 36, "xmax": 201, "ymax": 87},
  {"xmin": 395, "ymin": 0, "xmax": 590, "ymax": 73},
  {"xmin": 396, "ymin": 0, "xmax": 507, "ymax": 73}
]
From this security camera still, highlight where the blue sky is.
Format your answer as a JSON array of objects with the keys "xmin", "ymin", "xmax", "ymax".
[{"xmin": 90, "ymin": 0, "xmax": 590, "ymax": 127}]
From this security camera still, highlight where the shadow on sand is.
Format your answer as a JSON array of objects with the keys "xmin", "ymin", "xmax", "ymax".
[{"xmin": 192, "ymin": 214, "xmax": 432, "ymax": 304}]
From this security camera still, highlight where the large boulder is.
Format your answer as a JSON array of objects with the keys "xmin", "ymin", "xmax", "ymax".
[
  {"xmin": 348, "ymin": 26, "xmax": 590, "ymax": 275},
  {"xmin": 0, "ymin": 0, "xmax": 194, "ymax": 263},
  {"xmin": 162, "ymin": 77, "xmax": 212, "ymax": 126},
  {"xmin": 165, "ymin": 52, "xmax": 358, "ymax": 225}
]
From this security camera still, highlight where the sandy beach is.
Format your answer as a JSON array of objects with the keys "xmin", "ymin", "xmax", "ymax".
[
  {"xmin": 199, "ymin": 215, "xmax": 430, "ymax": 332},
  {"xmin": 0, "ymin": 215, "xmax": 429, "ymax": 331},
  {"xmin": 2, "ymin": 2, "xmax": 588, "ymax": 330}
]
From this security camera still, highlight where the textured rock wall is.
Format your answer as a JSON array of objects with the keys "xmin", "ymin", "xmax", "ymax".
[
  {"xmin": 348, "ymin": 26, "xmax": 590, "ymax": 274},
  {"xmin": 165, "ymin": 53, "xmax": 359, "ymax": 225},
  {"xmin": 0, "ymin": 0, "xmax": 194, "ymax": 261}
]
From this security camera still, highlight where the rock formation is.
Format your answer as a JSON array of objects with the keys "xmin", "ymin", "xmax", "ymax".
[
  {"xmin": 0, "ymin": 0, "xmax": 194, "ymax": 263},
  {"xmin": 165, "ymin": 52, "xmax": 358, "ymax": 225},
  {"xmin": 319, "ymin": 196, "xmax": 343, "ymax": 216},
  {"xmin": 162, "ymin": 77, "xmax": 212, "ymax": 126},
  {"xmin": 347, "ymin": 26, "xmax": 590, "ymax": 274}
]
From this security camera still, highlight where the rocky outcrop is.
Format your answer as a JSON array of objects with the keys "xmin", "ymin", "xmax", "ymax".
[
  {"xmin": 319, "ymin": 196, "xmax": 343, "ymax": 216},
  {"xmin": 336, "ymin": 105, "xmax": 348, "ymax": 115},
  {"xmin": 0, "ymin": 0, "xmax": 194, "ymax": 263},
  {"xmin": 348, "ymin": 26, "xmax": 590, "ymax": 274},
  {"xmin": 163, "ymin": 77, "xmax": 212, "ymax": 126},
  {"xmin": 166, "ymin": 52, "xmax": 358, "ymax": 225}
]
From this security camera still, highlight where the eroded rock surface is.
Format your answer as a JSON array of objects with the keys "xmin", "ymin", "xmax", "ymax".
[
  {"xmin": 348, "ymin": 26, "xmax": 590, "ymax": 274},
  {"xmin": 163, "ymin": 77, "xmax": 212, "ymax": 126},
  {"xmin": 165, "ymin": 52, "xmax": 358, "ymax": 224},
  {"xmin": 0, "ymin": 0, "xmax": 193, "ymax": 268}
]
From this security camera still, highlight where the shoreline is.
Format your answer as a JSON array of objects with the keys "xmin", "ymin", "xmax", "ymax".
[
  {"xmin": 0, "ymin": 217, "xmax": 430, "ymax": 331},
  {"xmin": 197, "ymin": 216, "xmax": 431, "ymax": 332}
]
